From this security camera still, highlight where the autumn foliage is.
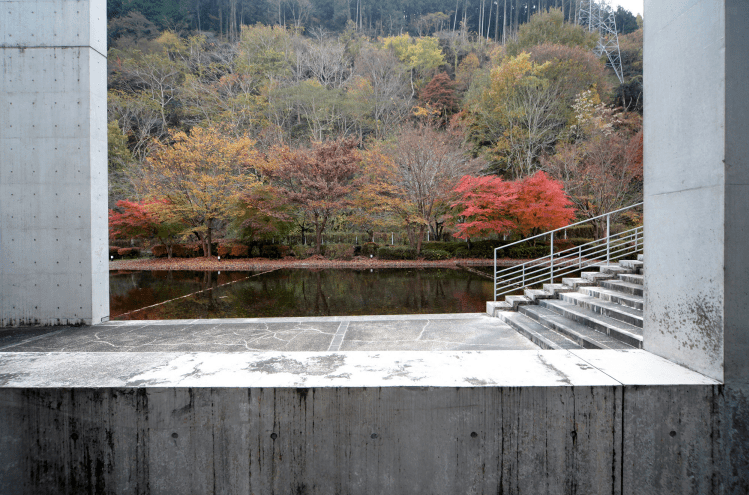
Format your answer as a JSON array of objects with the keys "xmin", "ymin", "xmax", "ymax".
[
  {"xmin": 138, "ymin": 126, "xmax": 261, "ymax": 257},
  {"xmin": 271, "ymin": 138, "xmax": 364, "ymax": 254},
  {"xmin": 451, "ymin": 171, "xmax": 575, "ymax": 239}
]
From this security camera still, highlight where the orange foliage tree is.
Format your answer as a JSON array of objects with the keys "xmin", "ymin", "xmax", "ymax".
[
  {"xmin": 137, "ymin": 126, "xmax": 261, "ymax": 257},
  {"xmin": 451, "ymin": 171, "xmax": 575, "ymax": 240}
]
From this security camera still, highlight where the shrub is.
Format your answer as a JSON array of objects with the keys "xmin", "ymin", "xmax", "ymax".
[
  {"xmin": 230, "ymin": 245, "xmax": 250, "ymax": 258},
  {"xmin": 360, "ymin": 242, "xmax": 379, "ymax": 257},
  {"xmin": 468, "ymin": 240, "xmax": 505, "ymax": 259},
  {"xmin": 117, "ymin": 247, "xmax": 141, "ymax": 259},
  {"xmin": 566, "ymin": 224, "xmax": 595, "ymax": 238},
  {"xmin": 421, "ymin": 241, "xmax": 464, "ymax": 255},
  {"xmin": 217, "ymin": 245, "xmax": 232, "ymax": 258},
  {"xmin": 506, "ymin": 244, "xmax": 550, "ymax": 259},
  {"xmin": 251, "ymin": 246, "xmax": 260, "ymax": 257},
  {"xmin": 151, "ymin": 244, "xmax": 168, "ymax": 258},
  {"xmin": 260, "ymin": 245, "xmax": 289, "ymax": 259},
  {"xmin": 455, "ymin": 247, "xmax": 470, "ymax": 258},
  {"xmin": 421, "ymin": 249, "xmax": 451, "ymax": 260},
  {"xmin": 292, "ymin": 244, "xmax": 314, "ymax": 259},
  {"xmin": 170, "ymin": 244, "xmax": 188, "ymax": 258},
  {"xmin": 325, "ymin": 243, "xmax": 354, "ymax": 260},
  {"xmin": 377, "ymin": 246, "xmax": 417, "ymax": 260}
]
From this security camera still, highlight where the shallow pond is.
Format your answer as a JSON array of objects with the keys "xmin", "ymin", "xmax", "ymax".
[{"xmin": 110, "ymin": 268, "xmax": 495, "ymax": 320}]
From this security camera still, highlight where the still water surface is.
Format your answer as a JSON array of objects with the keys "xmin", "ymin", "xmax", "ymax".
[{"xmin": 110, "ymin": 268, "xmax": 494, "ymax": 320}]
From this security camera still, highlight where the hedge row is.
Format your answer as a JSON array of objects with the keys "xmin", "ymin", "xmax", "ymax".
[{"xmin": 113, "ymin": 238, "xmax": 599, "ymax": 261}]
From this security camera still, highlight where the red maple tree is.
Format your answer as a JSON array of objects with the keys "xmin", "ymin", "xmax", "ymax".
[
  {"xmin": 512, "ymin": 171, "xmax": 576, "ymax": 237},
  {"xmin": 451, "ymin": 171, "xmax": 575, "ymax": 239},
  {"xmin": 451, "ymin": 175, "xmax": 518, "ymax": 239},
  {"xmin": 109, "ymin": 200, "xmax": 184, "ymax": 258}
]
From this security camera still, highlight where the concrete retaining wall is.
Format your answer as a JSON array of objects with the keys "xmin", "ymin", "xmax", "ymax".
[{"xmin": 0, "ymin": 385, "xmax": 726, "ymax": 495}]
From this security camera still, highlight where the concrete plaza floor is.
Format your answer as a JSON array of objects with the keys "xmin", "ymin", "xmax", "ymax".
[{"xmin": 0, "ymin": 313, "xmax": 540, "ymax": 353}]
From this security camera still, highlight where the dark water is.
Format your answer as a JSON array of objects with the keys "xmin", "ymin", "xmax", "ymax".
[{"xmin": 110, "ymin": 268, "xmax": 494, "ymax": 320}]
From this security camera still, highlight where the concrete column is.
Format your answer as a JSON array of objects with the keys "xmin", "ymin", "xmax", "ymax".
[
  {"xmin": 0, "ymin": 0, "xmax": 108, "ymax": 325},
  {"xmin": 644, "ymin": 0, "xmax": 749, "ymax": 489}
]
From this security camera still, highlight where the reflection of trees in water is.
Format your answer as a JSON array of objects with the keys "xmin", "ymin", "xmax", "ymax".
[{"xmin": 112, "ymin": 268, "xmax": 493, "ymax": 319}]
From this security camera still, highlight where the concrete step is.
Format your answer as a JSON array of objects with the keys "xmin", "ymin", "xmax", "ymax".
[
  {"xmin": 581, "ymin": 271, "xmax": 616, "ymax": 282},
  {"xmin": 561, "ymin": 277, "xmax": 595, "ymax": 289},
  {"xmin": 538, "ymin": 299, "xmax": 643, "ymax": 348},
  {"xmin": 497, "ymin": 311, "xmax": 581, "ymax": 350},
  {"xmin": 618, "ymin": 273, "xmax": 644, "ymax": 285},
  {"xmin": 524, "ymin": 289, "xmax": 554, "ymax": 302},
  {"xmin": 505, "ymin": 295, "xmax": 532, "ymax": 311},
  {"xmin": 543, "ymin": 283, "xmax": 575, "ymax": 296},
  {"xmin": 519, "ymin": 305, "xmax": 636, "ymax": 350},
  {"xmin": 637, "ymin": 254, "xmax": 644, "ymax": 262},
  {"xmin": 599, "ymin": 279, "xmax": 644, "ymax": 297},
  {"xmin": 619, "ymin": 260, "xmax": 643, "ymax": 271},
  {"xmin": 579, "ymin": 286, "xmax": 644, "ymax": 311},
  {"xmin": 594, "ymin": 264, "xmax": 632, "ymax": 276},
  {"xmin": 486, "ymin": 301, "xmax": 512, "ymax": 317},
  {"xmin": 558, "ymin": 292, "xmax": 644, "ymax": 328}
]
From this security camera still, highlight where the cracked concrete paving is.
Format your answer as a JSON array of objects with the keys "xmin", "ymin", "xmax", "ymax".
[{"xmin": 0, "ymin": 313, "xmax": 540, "ymax": 353}]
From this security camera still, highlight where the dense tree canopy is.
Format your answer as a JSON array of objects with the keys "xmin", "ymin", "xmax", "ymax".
[{"xmin": 107, "ymin": 5, "xmax": 644, "ymax": 256}]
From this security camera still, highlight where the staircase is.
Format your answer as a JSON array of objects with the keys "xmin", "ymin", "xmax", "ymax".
[{"xmin": 489, "ymin": 255, "xmax": 644, "ymax": 350}]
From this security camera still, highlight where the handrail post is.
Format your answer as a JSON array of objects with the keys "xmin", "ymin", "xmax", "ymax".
[
  {"xmin": 606, "ymin": 214, "xmax": 611, "ymax": 265},
  {"xmin": 579, "ymin": 245, "xmax": 582, "ymax": 269},
  {"xmin": 493, "ymin": 248, "xmax": 497, "ymax": 302},
  {"xmin": 550, "ymin": 231, "xmax": 555, "ymax": 284},
  {"xmin": 522, "ymin": 264, "xmax": 525, "ymax": 287}
]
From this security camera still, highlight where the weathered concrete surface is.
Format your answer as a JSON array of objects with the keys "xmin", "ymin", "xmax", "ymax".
[
  {"xmin": 644, "ymin": 1, "xmax": 749, "ymax": 491},
  {"xmin": 0, "ymin": 0, "xmax": 108, "ymax": 325},
  {"xmin": 0, "ymin": 349, "xmax": 720, "ymax": 494},
  {"xmin": 0, "ymin": 314, "xmax": 541, "ymax": 352}
]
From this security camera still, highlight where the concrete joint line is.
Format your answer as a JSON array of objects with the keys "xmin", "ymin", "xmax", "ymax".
[
  {"xmin": 327, "ymin": 321, "xmax": 350, "ymax": 352},
  {"xmin": 1, "ymin": 45, "xmax": 108, "ymax": 58},
  {"xmin": 567, "ymin": 350, "xmax": 625, "ymax": 386},
  {"xmin": 0, "ymin": 328, "xmax": 67, "ymax": 351}
]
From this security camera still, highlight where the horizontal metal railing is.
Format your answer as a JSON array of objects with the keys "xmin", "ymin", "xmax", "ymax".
[{"xmin": 494, "ymin": 203, "xmax": 643, "ymax": 300}]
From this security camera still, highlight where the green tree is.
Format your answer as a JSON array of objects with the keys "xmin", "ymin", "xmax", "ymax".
[{"xmin": 506, "ymin": 9, "xmax": 598, "ymax": 57}]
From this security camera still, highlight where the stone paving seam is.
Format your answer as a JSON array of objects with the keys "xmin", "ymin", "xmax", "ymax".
[{"xmin": 327, "ymin": 321, "xmax": 350, "ymax": 352}]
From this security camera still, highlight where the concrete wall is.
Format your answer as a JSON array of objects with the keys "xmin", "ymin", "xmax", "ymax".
[
  {"xmin": 643, "ymin": 1, "xmax": 749, "ymax": 491},
  {"xmin": 0, "ymin": 384, "xmax": 725, "ymax": 495},
  {"xmin": 0, "ymin": 0, "xmax": 108, "ymax": 325}
]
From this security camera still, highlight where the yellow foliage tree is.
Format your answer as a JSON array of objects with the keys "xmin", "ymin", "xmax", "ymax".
[{"xmin": 138, "ymin": 126, "xmax": 262, "ymax": 257}]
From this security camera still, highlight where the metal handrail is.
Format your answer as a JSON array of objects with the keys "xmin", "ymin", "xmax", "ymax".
[{"xmin": 493, "ymin": 203, "xmax": 643, "ymax": 301}]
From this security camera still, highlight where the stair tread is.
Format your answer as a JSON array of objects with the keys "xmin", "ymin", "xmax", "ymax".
[
  {"xmin": 499, "ymin": 312, "xmax": 581, "ymax": 350},
  {"xmin": 580, "ymin": 286, "xmax": 644, "ymax": 309},
  {"xmin": 561, "ymin": 277, "xmax": 595, "ymax": 287},
  {"xmin": 619, "ymin": 273, "xmax": 644, "ymax": 284},
  {"xmin": 521, "ymin": 306, "xmax": 636, "ymax": 350},
  {"xmin": 600, "ymin": 279, "xmax": 644, "ymax": 295},
  {"xmin": 539, "ymin": 299, "xmax": 643, "ymax": 346},
  {"xmin": 559, "ymin": 292, "xmax": 644, "ymax": 327}
]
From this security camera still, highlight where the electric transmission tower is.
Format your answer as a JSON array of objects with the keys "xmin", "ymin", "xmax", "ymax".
[{"xmin": 578, "ymin": 0, "xmax": 624, "ymax": 83}]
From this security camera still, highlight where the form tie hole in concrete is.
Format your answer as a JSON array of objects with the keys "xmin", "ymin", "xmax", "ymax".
[
  {"xmin": 470, "ymin": 432, "xmax": 478, "ymax": 438},
  {"xmin": 670, "ymin": 431, "xmax": 677, "ymax": 437},
  {"xmin": 270, "ymin": 433, "xmax": 278, "ymax": 440},
  {"xmin": 70, "ymin": 433, "xmax": 78, "ymax": 441},
  {"xmin": 570, "ymin": 431, "xmax": 577, "ymax": 442},
  {"xmin": 371, "ymin": 433, "xmax": 378, "ymax": 439},
  {"xmin": 171, "ymin": 433, "xmax": 178, "ymax": 439}
]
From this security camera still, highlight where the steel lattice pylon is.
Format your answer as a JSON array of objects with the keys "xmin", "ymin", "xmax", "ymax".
[{"xmin": 578, "ymin": 0, "xmax": 624, "ymax": 83}]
